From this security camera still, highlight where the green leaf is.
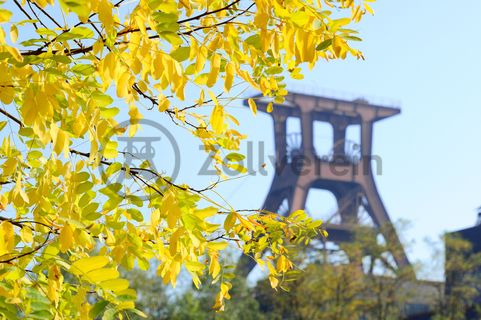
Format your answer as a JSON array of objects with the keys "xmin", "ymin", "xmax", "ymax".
[
  {"xmin": 57, "ymin": 26, "xmax": 94, "ymax": 41},
  {"xmin": 76, "ymin": 181, "xmax": 93, "ymax": 194},
  {"xmin": 171, "ymin": 46, "xmax": 191, "ymax": 62},
  {"xmin": 343, "ymin": 35, "xmax": 362, "ymax": 41},
  {"xmin": 18, "ymin": 127, "xmax": 34, "ymax": 137},
  {"xmin": 126, "ymin": 194, "xmax": 143, "ymax": 207},
  {"xmin": 26, "ymin": 151, "xmax": 42, "ymax": 161},
  {"xmin": 102, "ymin": 307, "xmax": 117, "ymax": 320},
  {"xmin": 160, "ymin": 32, "xmax": 182, "ymax": 46},
  {"xmin": 245, "ymin": 34, "xmax": 261, "ymax": 50},
  {"xmin": 90, "ymin": 300, "xmax": 110, "ymax": 319},
  {"xmin": 99, "ymin": 183, "xmax": 122, "ymax": 196},
  {"xmin": 266, "ymin": 66, "xmax": 283, "ymax": 75},
  {"xmin": 316, "ymin": 39, "xmax": 332, "ymax": 51},
  {"xmin": 75, "ymin": 172, "xmax": 90, "ymax": 182},
  {"xmin": 35, "ymin": 28, "xmax": 57, "ymax": 37},
  {"xmin": 100, "ymin": 107, "xmax": 119, "ymax": 118},
  {"xmin": 82, "ymin": 202, "xmax": 100, "ymax": 219},
  {"xmin": 105, "ymin": 162, "xmax": 122, "ymax": 177},
  {"xmin": 152, "ymin": 12, "xmax": 178, "ymax": 24},
  {"xmin": 127, "ymin": 208, "xmax": 143, "ymax": 222},
  {"xmin": 85, "ymin": 211, "xmax": 102, "ymax": 220},
  {"xmin": 129, "ymin": 309, "xmax": 148, "ymax": 319},
  {"xmin": 72, "ymin": 64, "xmax": 95, "ymax": 76},
  {"xmin": 181, "ymin": 214, "xmax": 202, "ymax": 230},
  {"xmin": 91, "ymin": 92, "xmax": 114, "ymax": 108},
  {"xmin": 49, "ymin": 55, "xmax": 72, "ymax": 64}
]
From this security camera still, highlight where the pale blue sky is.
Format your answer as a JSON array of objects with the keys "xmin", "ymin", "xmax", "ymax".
[{"xmin": 181, "ymin": 0, "xmax": 481, "ymax": 278}]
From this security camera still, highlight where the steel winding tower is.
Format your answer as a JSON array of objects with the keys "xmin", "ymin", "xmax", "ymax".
[{"xmin": 238, "ymin": 92, "xmax": 411, "ymax": 276}]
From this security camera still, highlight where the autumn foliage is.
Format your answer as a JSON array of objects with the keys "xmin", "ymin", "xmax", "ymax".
[{"xmin": 0, "ymin": 0, "xmax": 373, "ymax": 318}]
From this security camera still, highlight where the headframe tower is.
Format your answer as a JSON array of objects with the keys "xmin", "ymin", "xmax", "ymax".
[{"xmin": 238, "ymin": 92, "xmax": 411, "ymax": 276}]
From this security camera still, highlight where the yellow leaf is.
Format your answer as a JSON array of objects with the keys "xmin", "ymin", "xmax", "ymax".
[
  {"xmin": 185, "ymin": 260, "xmax": 205, "ymax": 273},
  {"xmin": 365, "ymin": 3, "xmax": 374, "ymax": 15},
  {"xmin": 0, "ymin": 9, "xmax": 12, "ymax": 23},
  {"xmin": 158, "ymin": 95, "xmax": 170, "ymax": 112},
  {"xmin": 206, "ymin": 54, "xmax": 221, "ymax": 87},
  {"xmin": 0, "ymin": 195, "xmax": 7, "ymax": 210},
  {"xmin": 162, "ymin": 192, "xmax": 181, "ymax": 229},
  {"xmin": 98, "ymin": 0, "xmax": 114, "ymax": 30},
  {"xmin": 237, "ymin": 213, "xmax": 255, "ymax": 230},
  {"xmin": 20, "ymin": 227, "xmax": 33, "ymax": 243},
  {"xmin": 194, "ymin": 207, "xmax": 218, "ymax": 219},
  {"xmin": 267, "ymin": 102, "xmax": 273, "ymax": 113},
  {"xmin": 47, "ymin": 265, "xmax": 63, "ymax": 305},
  {"xmin": 59, "ymin": 224, "xmax": 74, "ymax": 253},
  {"xmin": 169, "ymin": 228, "xmax": 182, "ymax": 256},
  {"xmin": 70, "ymin": 256, "xmax": 110, "ymax": 275},
  {"xmin": 6, "ymin": 46, "xmax": 23, "ymax": 62},
  {"xmin": 248, "ymin": 98, "xmax": 257, "ymax": 116},
  {"xmin": 86, "ymin": 268, "xmax": 119, "ymax": 283},
  {"xmin": 151, "ymin": 208, "xmax": 161, "ymax": 228},
  {"xmin": 209, "ymin": 256, "xmax": 221, "ymax": 278},
  {"xmin": 128, "ymin": 104, "xmax": 142, "ymax": 136},
  {"xmin": 191, "ymin": 273, "xmax": 201, "ymax": 289},
  {"xmin": 195, "ymin": 46, "xmax": 208, "ymax": 73},
  {"xmin": 72, "ymin": 112, "xmax": 88, "ymax": 137},
  {"xmin": 224, "ymin": 62, "xmax": 235, "ymax": 92},
  {"xmin": 116, "ymin": 71, "xmax": 131, "ymax": 98},
  {"xmin": 269, "ymin": 276, "xmax": 279, "ymax": 289},
  {"xmin": 207, "ymin": 241, "xmax": 229, "ymax": 251},
  {"xmin": 51, "ymin": 125, "xmax": 69, "ymax": 156},
  {"xmin": 2, "ymin": 157, "xmax": 17, "ymax": 176},
  {"xmin": 276, "ymin": 255, "xmax": 288, "ymax": 272},
  {"xmin": 100, "ymin": 279, "xmax": 129, "ymax": 292},
  {"xmin": 197, "ymin": 90, "xmax": 205, "ymax": 106},
  {"xmin": 0, "ymin": 221, "xmax": 14, "ymax": 256},
  {"xmin": 210, "ymin": 105, "xmax": 226, "ymax": 134},
  {"xmin": 10, "ymin": 25, "xmax": 18, "ymax": 43},
  {"xmin": 223, "ymin": 212, "xmax": 236, "ymax": 232},
  {"xmin": 103, "ymin": 140, "xmax": 118, "ymax": 159}
]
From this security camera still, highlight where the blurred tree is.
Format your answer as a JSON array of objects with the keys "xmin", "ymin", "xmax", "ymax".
[
  {"xmin": 169, "ymin": 276, "xmax": 264, "ymax": 320},
  {"xmin": 432, "ymin": 234, "xmax": 481, "ymax": 320},
  {"xmin": 121, "ymin": 267, "xmax": 172, "ymax": 320},
  {"xmin": 254, "ymin": 224, "xmax": 417, "ymax": 320}
]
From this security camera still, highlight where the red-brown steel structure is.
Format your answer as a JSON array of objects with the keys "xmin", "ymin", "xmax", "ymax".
[{"xmin": 237, "ymin": 92, "xmax": 412, "ymax": 276}]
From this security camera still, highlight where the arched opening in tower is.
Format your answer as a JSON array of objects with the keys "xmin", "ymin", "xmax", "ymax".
[{"xmin": 305, "ymin": 188, "xmax": 340, "ymax": 224}]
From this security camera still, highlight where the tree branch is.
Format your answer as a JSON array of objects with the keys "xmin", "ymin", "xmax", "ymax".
[{"xmin": 0, "ymin": 231, "xmax": 52, "ymax": 264}]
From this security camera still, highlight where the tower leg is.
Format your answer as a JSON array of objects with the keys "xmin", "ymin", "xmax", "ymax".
[{"xmin": 360, "ymin": 174, "xmax": 413, "ymax": 275}]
